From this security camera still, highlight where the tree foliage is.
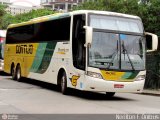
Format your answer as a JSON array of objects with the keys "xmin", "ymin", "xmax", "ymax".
[
  {"xmin": 75, "ymin": 0, "xmax": 160, "ymax": 37},
  {"xmin": 0, "ymin": 4, "xmax": 6, "ymax": 29},
  {"xmin": 0, "ymin": 8, "xmax": 55, "ymax": 29}
]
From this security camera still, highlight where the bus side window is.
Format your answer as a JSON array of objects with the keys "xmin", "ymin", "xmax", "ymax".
[{"xmin": 72, "ymin": 14, "xmax": 86, "ymax": 70}]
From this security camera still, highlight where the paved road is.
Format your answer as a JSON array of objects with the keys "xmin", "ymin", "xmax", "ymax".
[{"xmin": 0, "ymin": 72, "xmax": 160, "ymax": 114}]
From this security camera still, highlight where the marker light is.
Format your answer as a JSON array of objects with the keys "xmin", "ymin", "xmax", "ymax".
[{"xmin": 135, "ymin": 75, "xmax": 145, "ymax": 81}]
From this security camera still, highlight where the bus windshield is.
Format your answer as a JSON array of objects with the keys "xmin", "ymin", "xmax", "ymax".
[
  {"xmin": 89, "ymin": 14, "xmax": 143, "ymax": 33},
  {"xmin": 88, "ymin": 15, "xmax": 145, "ymax": 71},
  {"xmin": 88, "ymin": 32, "xmax": 145, "ymax": 71}
]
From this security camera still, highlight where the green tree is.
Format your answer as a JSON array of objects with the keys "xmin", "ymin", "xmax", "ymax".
[
  {"xmin": 12, "ymin": 8, "xmax": 55, "ymax": 23},
  {"xmin": 1, "ymin": 13, "xmax": 13, "ymax": 29},
  {"xmin": 1, "ymin": 8, "xmax": 55, "ymax": 29},
  {"xmin": 0, "ymin": 4, "xmax": 7, "ymax": 29},
  {"xmin": 75, "ymin": 0, "xmax": 160, "ymax": 37},
  {"xmin": 141, "ymin": 0, "xmax": 160, "ymax": 37}
]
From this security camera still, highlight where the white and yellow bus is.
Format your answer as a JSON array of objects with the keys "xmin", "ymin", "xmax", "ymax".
[{"xmin": 4, "ymin": 10, "xmax": 158, "ymax": 96}]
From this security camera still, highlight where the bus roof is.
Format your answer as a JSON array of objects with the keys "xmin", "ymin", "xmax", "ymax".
[
  {"xmin": 8, "ymin": 12, "xmax": 70, "ymax": 28},
  {"xmin": 8, "ymin": 10, "xmax": 141, "ymax": 29},
  {"xmin": 71, "ymin": 10, "xmax": 140, "ymax": 19}
]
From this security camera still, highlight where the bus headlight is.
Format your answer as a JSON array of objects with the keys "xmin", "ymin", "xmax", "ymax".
[
  {"xmin": 135, "ymin": 75, "xmax": 145, "ymax": 81},
  {"xmin": 87, "ymin": 71, "xmax": 103, "ymax": 79}
]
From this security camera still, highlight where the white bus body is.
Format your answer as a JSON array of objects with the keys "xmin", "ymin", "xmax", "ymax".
[{"xmin": 4, "ymin": 10, "xmax": 158, "ymax": 96}]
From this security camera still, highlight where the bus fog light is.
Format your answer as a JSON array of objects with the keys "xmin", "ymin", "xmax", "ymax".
[
  {"xmin": 135, "ymin": 75, "xmax": 145, "ymax": 81},
  {"xmin": 87, "ymin": 71, "xmax": 103, "ymax": 79}
]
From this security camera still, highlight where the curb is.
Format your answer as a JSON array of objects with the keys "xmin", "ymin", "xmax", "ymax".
[{"xmin": 141, "ymin": 90, "xmax": 160, "ymax": 97}]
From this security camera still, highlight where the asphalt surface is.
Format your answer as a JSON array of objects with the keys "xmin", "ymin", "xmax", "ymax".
[{"xmin": 0, "ymin": 72, "xmax": 160, "ymax": 114}]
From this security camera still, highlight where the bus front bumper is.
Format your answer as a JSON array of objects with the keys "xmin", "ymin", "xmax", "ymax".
[{"xmin": 83, "ymin": 76, "xmax": 145, "ymax": 93}]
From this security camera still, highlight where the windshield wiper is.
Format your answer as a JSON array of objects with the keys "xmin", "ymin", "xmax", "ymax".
[
  {"xmin": 106, "ymin": 40, "xmax": 119, "ymax": 70},
  {"xmin": 106, "ymin": 39, "xmax": 135, "ymax": 71},
  {"xmin": 121, "ymin": 41, "xmax": 135, "ymax": 71},
  {"xmin": 106, "ymin": 51, "xmax": 117, "ymax": 69}
]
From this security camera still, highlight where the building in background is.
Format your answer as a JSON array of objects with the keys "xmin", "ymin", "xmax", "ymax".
[
  {"xmin": 6, "ymin": 5, "xmax": 42, "ymax": 15},
  {"xmin": 0, "ymin": 0, "xmax": 42, "ymax": 15},
  {"xmin": 41, "ymin": 0, "xmax": 85, "ymax": 12},
  {"xmin": 0, "ymin": 0, "xmax": 11, "ymax": 5}
]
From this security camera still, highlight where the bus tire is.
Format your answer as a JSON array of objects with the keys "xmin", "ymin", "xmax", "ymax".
[
  {"xmin": 105, "ymin": 92, "xmax": 115, "ymax": 98},
  {"xmin": 61, "ymin": 72, "xmax": 68, "ymax": 95},
  {"xmin": 15, "ymin": 64, "xmax": 21, "ymax": 82},
  {"xmin": 11, "ymin": 64, "xmax": 16, "ymax": 80}
]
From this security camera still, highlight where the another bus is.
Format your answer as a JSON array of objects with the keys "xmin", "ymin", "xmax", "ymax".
[
  {"xmin": 4, "ymin": 10, "xmax": 158, "ymax": 96},
  {"xmin": 0, "ymin": 30, "xmax": 6, "ymax": 71}
]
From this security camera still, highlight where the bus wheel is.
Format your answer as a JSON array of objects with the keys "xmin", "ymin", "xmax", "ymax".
[
  {"xmin": 61, "ymin": 72, "xmax": 67, "ymax": 95},
  {"xmin": 11, "ymin": 65, "xmax": 16, "ymax": 80},
  {"xmin": 15, "ymin": 65, "xmax": 21, "ymax": 82},
  {"xmin": 105, "ymin": 92, "xmax": 115, "ymax": 98}
]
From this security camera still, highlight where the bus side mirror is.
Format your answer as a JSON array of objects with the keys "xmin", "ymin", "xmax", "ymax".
[
  {"xmin": 145, "ymin": 32, "xmax": 158, "ymax": 52},
  {"xmin": 83, "ymin": 26, "xmax": 93, "ymax": 47}
]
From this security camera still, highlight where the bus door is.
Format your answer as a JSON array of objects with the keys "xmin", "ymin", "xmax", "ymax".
[{"xmin": 72, "ymin": 14, "xmax": 86, "ymax": 72}]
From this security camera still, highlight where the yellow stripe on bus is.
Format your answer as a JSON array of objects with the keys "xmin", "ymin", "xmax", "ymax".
[{"xmin": 101, "ymin": 70, "xmax": 125, "ymax": 81}]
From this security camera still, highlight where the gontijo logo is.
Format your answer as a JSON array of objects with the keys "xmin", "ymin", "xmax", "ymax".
[
  {"xmin": 56, "ymin": 48, "xmax": 69, "ymax": 55},
  {"xmin": 16, "ymin": 44, "xmax": 33, "ymax": 54}
]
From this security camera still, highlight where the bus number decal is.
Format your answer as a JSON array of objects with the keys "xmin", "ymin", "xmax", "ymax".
[
  {"xmin": 70, "ymin": 75, "xmax": 80, "ymax": 87},
  {"xmin": 16, "ymin": 44, "xmax": 33, "ymax": 54}
]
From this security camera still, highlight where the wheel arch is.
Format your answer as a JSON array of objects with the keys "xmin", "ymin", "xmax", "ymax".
[
  {"xmin": 57, "ymin": 67, "xmax": 68, "ymax": 85},
  {"xmin": 10, "ymin": 62, "xmax": 15, "ymax": 74},
  {"xmin": 16, "ymin": 63, "xmax": 21, "ymax": 68}
]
